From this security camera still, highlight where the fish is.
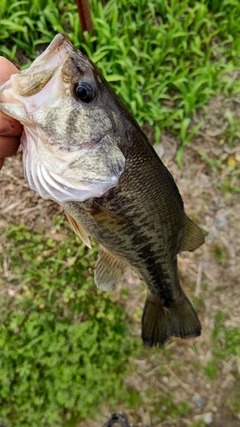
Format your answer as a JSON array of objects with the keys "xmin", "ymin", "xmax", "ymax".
[{"xmin": 0, "ymin": 33, "xmax": 205, "ymax": 347}]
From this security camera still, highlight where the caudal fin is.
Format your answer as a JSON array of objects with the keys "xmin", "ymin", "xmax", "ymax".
[{"xmin": 142, "ymin": 295, "xmax": 201, "ymax": 347}]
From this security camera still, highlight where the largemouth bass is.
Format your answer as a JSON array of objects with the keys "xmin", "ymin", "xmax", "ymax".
[{"xmin": 0, "ymin": 33, "xmax": 205, "ymax": 346}]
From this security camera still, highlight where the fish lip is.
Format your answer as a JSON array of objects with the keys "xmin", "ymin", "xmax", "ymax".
[
  {"xmin": 48, "ymin": 33, "xmax": 72, "ymax": 50},
  {"xmin": 33, "ymin": 33, "xmax": 73, "ymax": 65},
  {"xmin": 7, "ymin": 33, "xmax": 75, "ymax": 100}
]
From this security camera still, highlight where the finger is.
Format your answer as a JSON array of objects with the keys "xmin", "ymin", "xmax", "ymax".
[
  {"xmin": 0, "ymin": 135, "xmax": 21, "ymax": 157},
  {"xmin": 0, "ymin": 56, "xmax": 19, "ymax": 83},
  {"xmin": 0, "ymin": 116, "xmax": 23, "ymax": 136},
  {"xmin": 0, "ymin": 56, "xmax": 23, "ymax": 135}
]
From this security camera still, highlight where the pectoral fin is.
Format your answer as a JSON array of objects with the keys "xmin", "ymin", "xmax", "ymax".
[
  {"xmin": 65, "ymin": 212, "xmax": 91, "ymax": 248},
  {"xmin": 180, "ymin": 217, "xmax": 205, "ymax": 252},
  {"xmin": 95, "ymin": 246, "xmax": 128, "ymax": 290}
]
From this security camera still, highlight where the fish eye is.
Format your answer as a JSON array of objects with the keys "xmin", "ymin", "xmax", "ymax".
[{"xmin": 74, "ymin": 80, "xmax": 96, "ymax": 103}]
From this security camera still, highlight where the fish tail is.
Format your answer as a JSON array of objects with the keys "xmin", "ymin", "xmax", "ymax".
[{"xmin": 142, "ymin": 294, "xmax": 201, "ymax": 347}]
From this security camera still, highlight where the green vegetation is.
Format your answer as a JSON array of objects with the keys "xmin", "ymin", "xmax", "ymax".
[
  {"xmin": 226, "ymin": 385, "xmax": 240, "ymax": 419},
  {"xmin": 203, "ymin": 313, "xmax": 240, "ymax": 381},
  {"xmin": 210, "ymin": 243, "xmax": 229, "ymax": 265},
  {"xmin": 204, "ymin": 361, "xmax": 219, "ymax": 379},
  {"xmin": 199, "ymin": 150, "xmax": 240, "ymax": 194},
  {"xmin": 0, "ymin": 0, "xmax": 240, "ymax": 161},
  {"xmin": 0, "ymin": 222, "xmax": 141, "ymax": 427},
  {"xmin": 146, "ymin": 391, "xmax": 191, "ymax": 422},
  {"xmin": 191, "ymin": 423, "xmax": 205, "ymax": 427},
  {"xmin": 213, "ymin": 327, "xmax": 240, "ymax": 360}
]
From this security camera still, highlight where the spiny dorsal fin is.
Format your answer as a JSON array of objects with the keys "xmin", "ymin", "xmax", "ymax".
[
  {"xmin": 65, "ymin": 212, "xmax": 91, "ymax": 248},
  {"xmin": 180, "ymin": 216, "xmax": 205, "ymax": 252},
  {"xmin": 94, "ymin": 246, "xmax": 128, "ymax": 290}
]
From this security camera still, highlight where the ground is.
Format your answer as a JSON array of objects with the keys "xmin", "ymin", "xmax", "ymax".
[{"xmin": 0, "ymin": 91, "xmax": 239, "ymax": 427}]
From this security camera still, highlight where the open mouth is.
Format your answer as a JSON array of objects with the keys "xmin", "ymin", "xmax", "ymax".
[
  {"xmin": 11, "ymin": 34, "xmax": 73, "ymax": 97},
  {"xmin": 0, "ymin": 33, "xmax": 75, "ymax": 125}
]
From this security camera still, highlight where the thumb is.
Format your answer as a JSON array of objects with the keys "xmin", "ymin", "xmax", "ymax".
[{"xmin": 0, "ymin": 57, "xmax": 23, "ymax": 136}]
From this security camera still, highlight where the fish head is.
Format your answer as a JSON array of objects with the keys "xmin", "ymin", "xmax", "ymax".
[{"xmin": 0, "ymin": 33, "xmax": 126, "ymax": 203}]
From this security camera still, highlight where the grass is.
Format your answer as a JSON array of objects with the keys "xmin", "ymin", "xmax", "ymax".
[
  {"xmin": 0, "ymin": 220, "xmax": 141, "ymax": 427},
  {"xmin": 226, "ymin": 386, "xmax": 240, "ymax": 419},
  {"xmin": 210, "ymin": 243, "xmax": 229, "ymax": 265},
  {"xmin": 203, "ymin": 312, "xmax": 240, "ymax": 382},
  {"xmin": 0, "ymin": 0, "xmax": 240, "ymax": 163},
  {"xmin": 199, "ymin": 149, "xmax": 240, "ymax": 194}
]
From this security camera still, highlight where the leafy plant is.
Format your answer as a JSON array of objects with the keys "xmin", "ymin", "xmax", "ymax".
[
  {"xmin": 199, "ymin": 150, "xmax": 240, "ymax": 193},
  {"xmin": 0, "ymin": 0, "xmax": 240, "ymax": 154},
  {"xmin": 203, "ymin": 312, "xmax": 240, "ymax": 381},
  {"xmin": 0, "ymin": 221, "xmax": 141, "ymax": 427}
]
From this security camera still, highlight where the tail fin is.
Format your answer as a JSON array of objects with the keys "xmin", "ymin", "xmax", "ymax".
[{"xmin": 142, "ymin": 295, "xmax": 201, "ymax": 347}]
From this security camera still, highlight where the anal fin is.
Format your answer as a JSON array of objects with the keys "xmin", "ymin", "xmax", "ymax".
[
  {"xmin": 65, "ymin": 212, "xmax": 91, "ymax": 248},
  {"xmin": 180, "ymin": 217, "xmax": 205, "ymax": 252},
  {"xmin": 95, "ymin": 246, "xmax": 128, "ymax": 290}
]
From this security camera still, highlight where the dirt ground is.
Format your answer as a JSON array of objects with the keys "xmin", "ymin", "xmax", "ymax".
[{"xmin": 0, "ymin": 90, "xmax": 239, "ymax": 427}]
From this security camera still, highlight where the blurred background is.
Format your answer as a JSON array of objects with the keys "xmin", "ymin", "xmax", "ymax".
[{"xmin": 0, "ymin": 1, "xmax": 239, "ymax": 426}]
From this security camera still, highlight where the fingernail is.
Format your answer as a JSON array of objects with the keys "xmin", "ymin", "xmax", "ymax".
[{"xmin": 0, "ymin": 119, "xmax": 11, "ymax": 135}]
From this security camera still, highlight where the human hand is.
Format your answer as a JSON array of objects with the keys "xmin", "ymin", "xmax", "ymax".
[{"xmin": 0, "ymin": 57, "xmax": 23, "ymax": 169}]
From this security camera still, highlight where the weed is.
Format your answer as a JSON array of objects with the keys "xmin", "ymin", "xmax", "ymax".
[
  {"xmin": 199, "ymin": 151, "xmax": 240, "ymax": 194},
  {"xmin": 210, "ymin": 243, "xmax": 229, "ymax": 265},
  {"xmin": 146, "ymin": 390, "xmax": 191, "ymax": 422},
  {"xmin": 0, "ymin": 0, "xmax": 240, "ymax": 155},
  {"xmin": 203, "ymin": 313, "xmax": 240, "ymax": 383},
  {"xmin": 0, "ymin": 222, "xmax": 141, "ymax": 427},
  {"xmin": 204, "ymin": 361, "xmax": 219, "ymax": 379},
  {"xmin": 223, "ymin": 111, "xmax": 240, "ymax": 147},
  {"xmin": 190, "ymin": 422, "xmax": 205, "ymax": 427},
  {"xmin": 226, "ymin": 384, "xmax": 240, "ymax": 418}
]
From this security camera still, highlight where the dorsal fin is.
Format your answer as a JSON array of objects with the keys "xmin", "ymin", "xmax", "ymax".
[
  {"xmin": 94, "ymin": 246, "xmax": 128, "ymax": 290},
  {"xmin": 180, "ymin": 217, "xmax": 205, "ymax": 252},
  {"xmin": 65, "ymin": 212, "xmax": 91, "ymax": 248}
]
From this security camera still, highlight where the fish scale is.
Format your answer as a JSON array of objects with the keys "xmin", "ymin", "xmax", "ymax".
[{"xmin": 63, "ymin": 126, "xmax": 198, "ymax": 327}]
